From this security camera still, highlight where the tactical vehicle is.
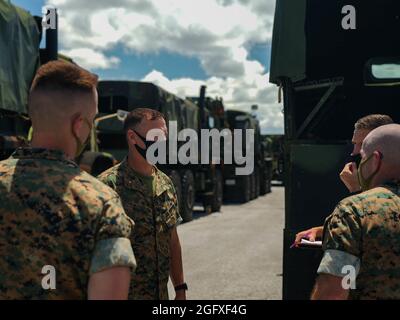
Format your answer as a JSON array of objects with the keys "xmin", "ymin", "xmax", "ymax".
[
  {"xmin": 94, "ymin": 81, "xmax": 273, "ymax": 221},
  {"xmin": 0, "ymin": 1, "xmax": 56, "ymax": 160},
  {"xmin": 270, "ymin": 0, "xmax": 400, "ymax": 299},
  {"xmin": 95, "ymin": 81, "xmax": 225, "ymax": 222},
  {"xmin": 223, "ymin": 110, "xmax": 273, "ymax": 203},
  {"xmin": 0, "ymin": 2, "xmax": 114, "ymax": 173}
]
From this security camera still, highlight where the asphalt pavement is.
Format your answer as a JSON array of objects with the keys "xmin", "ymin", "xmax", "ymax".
[{"xmin": 168, "ymin": 186, "xmax": 284, "ymax": 300}]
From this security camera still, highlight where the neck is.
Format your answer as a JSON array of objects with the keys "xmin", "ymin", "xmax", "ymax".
[
  {"xmin": 31, "ymin": 132, "xmax": 75, "ymax": 159},
  {"xmin": 127, "ymin": 149, "xmax": 153, "ymax": 176}
]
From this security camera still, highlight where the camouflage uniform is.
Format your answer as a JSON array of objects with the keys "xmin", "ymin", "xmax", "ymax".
[
  {"xmin": 0, "ymin": 148, "xmax": 136, "ymax": 299},
  {"xmin": 318, "ymin": 181, "xmax": 400, "ymax": 299},
  {"xmin": 98, "ymin": 159, "xmax": 182, "ymax": 300}
]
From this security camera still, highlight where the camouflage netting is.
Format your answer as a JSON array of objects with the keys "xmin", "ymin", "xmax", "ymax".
[{"xmin": 0, "ymin": 0, "xmax": 40, "ymax": 114}]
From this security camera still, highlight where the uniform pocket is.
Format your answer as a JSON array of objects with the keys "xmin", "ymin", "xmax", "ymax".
[{"xmin": 157, "ymin": 191, "xmax": 178, "ymax": 230}]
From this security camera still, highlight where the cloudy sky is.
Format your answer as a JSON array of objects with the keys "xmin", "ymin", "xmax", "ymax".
[{"xmin": 12, "ymin": 0, "xmax": 283, "ymax": 134}]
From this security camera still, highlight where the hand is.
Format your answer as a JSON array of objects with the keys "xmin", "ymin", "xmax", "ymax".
[
  {"xmin": 294, "ymin": 226, "xmax": 323, "ymax": 247},
  {"xmin": 340, "ymin": 162, "xmax": 361, "ymax": 193},
  {"xmin": 175, "ymin": 290, "xmax": 186, "ymax": 300}
]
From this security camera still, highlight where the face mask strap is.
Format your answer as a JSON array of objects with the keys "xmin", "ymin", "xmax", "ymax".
[
  {"xmin": 71, "ymin": 113, "xmax": 92, "ymax": 157},
  {"xmin": 358, "ymin": 151, "xmax": 384, "ymax": 190}
]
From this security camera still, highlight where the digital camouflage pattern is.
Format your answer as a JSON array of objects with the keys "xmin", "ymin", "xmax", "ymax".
[
  {"xmin": 0, "ymin": 148, "xmax": 136, "ymax": 300},
  {"xmin": 322, "ymin": 180, "xmax": 400, "ymax": 299},
  {"xmin": 98, "ymin": 159, "xmax": 181, "ymax": 300}
]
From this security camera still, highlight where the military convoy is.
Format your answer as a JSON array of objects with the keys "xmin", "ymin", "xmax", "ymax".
[
  {"xmin": 94, "ymin": 81, "xmax": 273, "ymax": 221},
  {"xmin": 1, "ymin": 2, "xmax": 273, "ymax": 224},
  {"xmin": 270, "ymin": 0, "xmax": 400, "ymax": 299}
]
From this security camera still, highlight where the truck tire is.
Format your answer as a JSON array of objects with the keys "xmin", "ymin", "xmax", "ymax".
[
  {"xmin": 210, "ymin": 169, "xmax": 223, "ymax": 212},
  {"xmin": 259, "ymin": 169, "xmax": 268, "ymax": 195},
  {"xmin": 255, "ymin": 168, "xmax": 260, "ymax": 198},
  {"xmin": 237, "ymin": 175, "xmax": 251, "ymax": 203},
  {"xmin": 265, "ymin": 165, "xmax": 272, "ymax": 194},
  {"xmin": 168, "ymin": 170, "xmax": 183, "ymax": 220},
  {"xmin": 250, "ymin": 172, "xmax": 256, "ymax": 200},
  {"xmin": 180, "ymin": 170, "xmax": 194, "ymax": 222}
]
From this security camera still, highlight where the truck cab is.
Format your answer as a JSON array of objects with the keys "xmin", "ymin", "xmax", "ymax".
[{"xmin": 270, "ymin": 0, "xmax": 400, "ymax": 299}]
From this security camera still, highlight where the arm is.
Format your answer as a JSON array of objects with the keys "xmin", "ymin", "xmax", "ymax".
[
  {"xmin": 311, "ymin": 274, "xmax": 349, "ymax": 300},
  {"xmin": 312, "ymin": 201, "xmax": 362, "ymax": 300},
  {"xmin": 340, "ymin": 162, "xmax": 361, "ymax": 193},
  {"xmin": 88, "ymin": 196, "xmax": 136, "ymax": 300},
  {"xmin": 88, "ymin": 267, "xmax": 131, "ymax": 300},
  {"xmin": 294, "ymin": 226, "xmax": 323, "ymax": 246},
  {"xmin": 170, "ymin": 227, "xmax": 186, "ymax": 300}
]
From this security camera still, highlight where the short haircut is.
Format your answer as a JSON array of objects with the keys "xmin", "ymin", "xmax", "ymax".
[
  {"xmin": 355, "ymin": 114, "xmax": 394, "ymax": 131},
  {"xmin": 28, "ymin": 61, "xmax": 98, "ymax": 118},
  {"xmin": 123, "ymin": 108, "xmax": 164, "ymax": 132},
  {"xmin": 30, "ymin": 60, "xmax": 98, "ymax": 94}
]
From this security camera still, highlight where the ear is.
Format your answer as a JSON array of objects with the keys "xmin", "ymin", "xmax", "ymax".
[
  {"xmin": 71, "ymin": 113, "xmax": 83, "ymax": 134},
  {"xmin": 127, "ymin": 130, "xmax": 137, "ymax": 146},
  {"xmin": 373, "ymin": 151, "xmax": 383, "ymax": 168}
]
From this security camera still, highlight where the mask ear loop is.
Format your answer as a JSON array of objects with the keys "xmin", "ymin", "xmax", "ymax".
[{"xmin": 376, "ymin": 151, "xmax": 384, "ymax": 172}]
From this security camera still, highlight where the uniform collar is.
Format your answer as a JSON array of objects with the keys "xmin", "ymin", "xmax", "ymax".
[
  {"xmin": 120, "ymin": 158, "xmax": 169, "ymax": 196},
  {"xmin": 11, "ymin": 147, "xmax": 78, "ymax": 167}
]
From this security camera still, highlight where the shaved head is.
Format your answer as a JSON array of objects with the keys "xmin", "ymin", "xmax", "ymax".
[{"xmin": 361, "ymin": 124, "xmax": 400, "ymax": 180}]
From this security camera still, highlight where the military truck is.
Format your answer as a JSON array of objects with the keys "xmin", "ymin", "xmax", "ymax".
[
  {"xmin": 264, "ymin": 134, "xmax": 284, "ymax": 183},
  {"xmin": 270, "ymin": 0, "xmax": 400, "ymax": 299},
  {"xmin": 0, "ymin": 1, "xmax": 57, "ymax": 160},
  {"xmin": 223, "ymin": 110, "xmax": 273, "ymax": 203},
  {"xmin": 94, "ymin": 81, "xmax": 225, "ymax": 222},
  {"xmin": 0, "ymin": 2, "xmax": 114, "ymax": 173}
]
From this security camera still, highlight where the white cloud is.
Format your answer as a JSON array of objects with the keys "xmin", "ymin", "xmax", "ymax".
[
  {"xmin": 141, "ymin": 70, "xmax": 283, "ymax": 134},
  {"xmin": 60, "ymin": 48, "xmax": 120, "ymax": 69},
  {"xmin": 47, "ymin": 0, "xmax": 282, "ymax": 133}
]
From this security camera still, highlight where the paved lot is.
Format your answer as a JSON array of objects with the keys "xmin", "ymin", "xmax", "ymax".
[{"xmin": 168, "ymin": 186, "xmax": 285, "ymax": 300}]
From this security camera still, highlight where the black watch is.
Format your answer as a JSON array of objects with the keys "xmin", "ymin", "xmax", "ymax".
[{"xmin": 174, "ymin": 283, "xmax": 188, "ymax": 292}]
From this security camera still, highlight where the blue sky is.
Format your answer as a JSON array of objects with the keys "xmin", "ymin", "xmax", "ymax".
[
  {"xmin": 10, "ymin": 0, "xmax": 282, "ymax": 134},
  {"xmin": 11, "ymin": 0, "xmax": 270, "ymax": 80}
]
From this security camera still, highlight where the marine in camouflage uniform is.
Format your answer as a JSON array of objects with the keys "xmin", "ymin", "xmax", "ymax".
[
  {"xmin": 0, "ymin": 148, "xmax": 136, "ymax": 299},
  {"xmin": 318, "ymin": 180, "xmax": 400, "ymax": 299},
  {"xmin": 98, "ymin": 159, "xmax": 182, "ymax": 300}
]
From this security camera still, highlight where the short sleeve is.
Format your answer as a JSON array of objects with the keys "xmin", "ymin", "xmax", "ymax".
[
  {"xmin": 170, "ymin": 184, "xmax": 183, "ymax": 226},
  {"xmin": 322, "ymin": 202, "xmax": 362, "ymax": 258},
  {"xmin": 90, "ymin": 196, "xmax": 136, "ymax": 274}
]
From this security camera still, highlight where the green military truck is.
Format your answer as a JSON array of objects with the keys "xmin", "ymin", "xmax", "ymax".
[
  {"xmin": 94, "ymin": 81, "xmax": 225, "ymax": 222},
  {"xmin": 0, "ymin": 1, "xmax": 54, "ymax": 160},
  {"xmin": 223, "ymin": 110, "xmax": 273, "ymax": 203},
  {"xmin": 264, "ymin": 134, "xmax": 284, "ymax": 184},
  {"xmin": 270, "ymin": 0, "xmax": 400, "ymax": 299},
  {"xmin": 94, "ymin": 81, "xmax": 273, "ymax": 221},
  {"xmin": 0, "ymin": 2, "xmax": 114, "ymax": 173}
]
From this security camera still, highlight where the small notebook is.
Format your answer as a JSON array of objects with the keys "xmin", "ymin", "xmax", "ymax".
[{"xmin": 299, "ymin": 239, "xmax": 322, "ymax": 248}]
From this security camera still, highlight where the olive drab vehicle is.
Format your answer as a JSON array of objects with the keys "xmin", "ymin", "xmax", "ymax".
[
  {"xmin": 94, "ymin": 81, "xmax": 274, "ymax": 221},
  {"xmin": 270, "ymin": 0, "xmax": 400, "ymax": 299},
  {"xmin": 223, "ymin": 110, "xmax": 273, "ymax": 203},
  {"xmin": 0, "ymin": 2, "xmax": 113, "ymax": 173},
  {"xmin": 0, "ymin": 1, "xmax": 57, "ymax": 160},
  {"xmin": 95, "ymin": 81, "xmax": 225, "ymax": 222}
]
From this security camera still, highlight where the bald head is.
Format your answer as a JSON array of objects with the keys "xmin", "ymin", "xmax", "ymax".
[
  {"xmin": 361, "ymin": 124, "xmax": 400, "ymax": 180},
  {"xmin": 28, "ymin": 61, "xmax": 98, "ymax": 133}
]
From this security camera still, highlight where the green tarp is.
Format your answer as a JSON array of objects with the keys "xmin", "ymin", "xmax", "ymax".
[
  {"xmin": 269, "ymin": 0, "xmax": 306, "ymax": 85},
  {"xmin": 0, "ymin": 0, "xmax": 40, "ymax": 114}
]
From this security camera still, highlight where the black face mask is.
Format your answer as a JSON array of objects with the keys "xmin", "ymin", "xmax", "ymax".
[
  {"xmin": 133, "ymin": 130, "xmax": 158, "ymax": 161},
  {"xmin": 350, "ymin": 153, "xmax": 362, "ymax": 167}
]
